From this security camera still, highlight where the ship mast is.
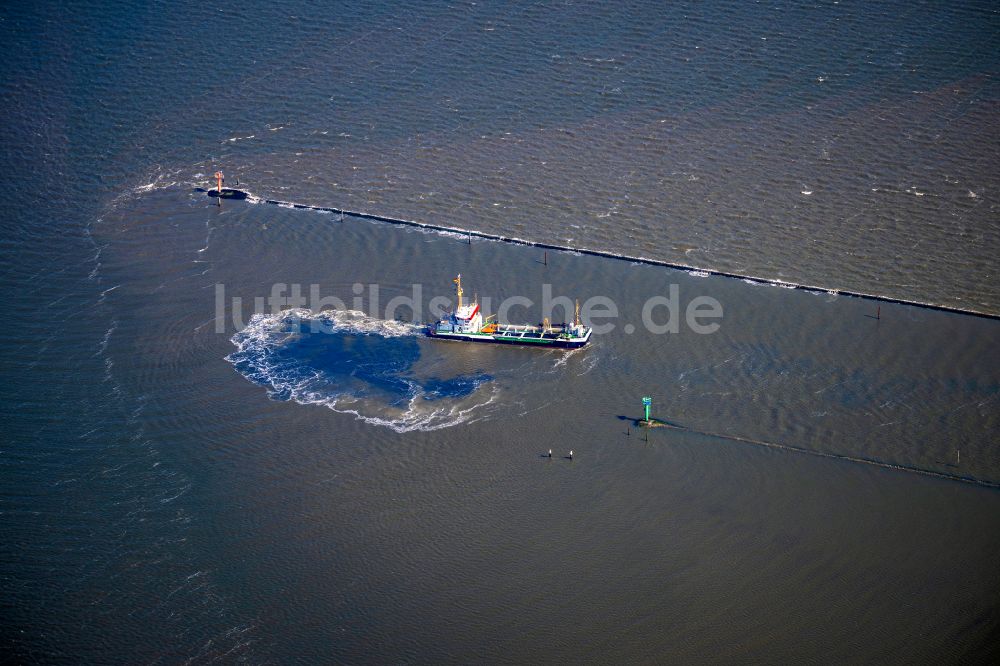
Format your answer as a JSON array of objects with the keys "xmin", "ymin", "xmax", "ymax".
[
  {"xmin": 574, "ymin": 298, "xmax": 581, "ymax": 327},
  {"xmin": 454, "ymin": 274, "xmax": 463, "ymax": 310}
]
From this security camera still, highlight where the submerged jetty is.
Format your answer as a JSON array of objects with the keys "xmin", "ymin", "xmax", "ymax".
[{"xmin": 201, "ymin": 185, "xmax": 1000, "ymax": 321}]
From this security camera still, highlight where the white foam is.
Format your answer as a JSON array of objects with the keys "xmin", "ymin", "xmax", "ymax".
[
  {"xmin": 135, "ymin": 177, "xmax": 178, "ymax": 194},
  {"xmin": 426, "ymin": 228, "xmax": 470, "ymax": 241},
  {"xmin": 550, "ymin": 345, "xmax": 583, "ymax": 370},
  {"xmin": 548, "ymin": 345, "xmax": 600, "ymax": 376},
  {"xmin": 226, "ymin": 310, "xmax": 500, "ymax": 432},
  {"xmin": 95, "ymin": 319, "xmax": 117, "ymax": 357},
  {"xmin": 247, "ymin": 308, "xmax": 422, "ymax": 339},
  {"xmin": 325, "ymin": 383, "xmax": 500, "ymax": 433}
]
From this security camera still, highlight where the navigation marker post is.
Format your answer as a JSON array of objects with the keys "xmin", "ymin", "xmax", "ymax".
[
  {"xmin": 214, "ymin": 171, "xmax": 224, "ymax": 206},
  {"xmin": 642, "ymin": 396, "xmax": 652, "ymax": 424}
]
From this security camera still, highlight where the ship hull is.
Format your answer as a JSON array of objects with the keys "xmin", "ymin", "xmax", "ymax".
[{"xmin": 427, "ymin": 329, "xmax": 590, "ymax": 348}]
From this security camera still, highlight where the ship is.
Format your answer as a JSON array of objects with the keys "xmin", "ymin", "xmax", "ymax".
[{"xmin": 427, "ymin": 275, "xmax": 592, "ymax": 348}]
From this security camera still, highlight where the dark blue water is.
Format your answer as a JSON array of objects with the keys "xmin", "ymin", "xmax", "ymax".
[
  {"xmin": 3, "ymin": 1, "xmax": 999, "ymax": 662},
  {"xmin": 227, "ymin": 311, "xmax": 492, "ymax": 427}
]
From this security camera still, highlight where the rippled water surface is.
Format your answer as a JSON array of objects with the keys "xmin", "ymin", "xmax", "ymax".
[{"xmin": 2, "ymin": 1, "xmax": 998, "ymax": 663}]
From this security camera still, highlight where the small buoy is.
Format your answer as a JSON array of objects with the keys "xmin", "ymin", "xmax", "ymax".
[
  {"xmin": 547, "ymin": 449, "xmax": 552, "ymax": 458},
  {"xmin": 568, "ymin": 450, "xmax": 574, "ymax": 459}
]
